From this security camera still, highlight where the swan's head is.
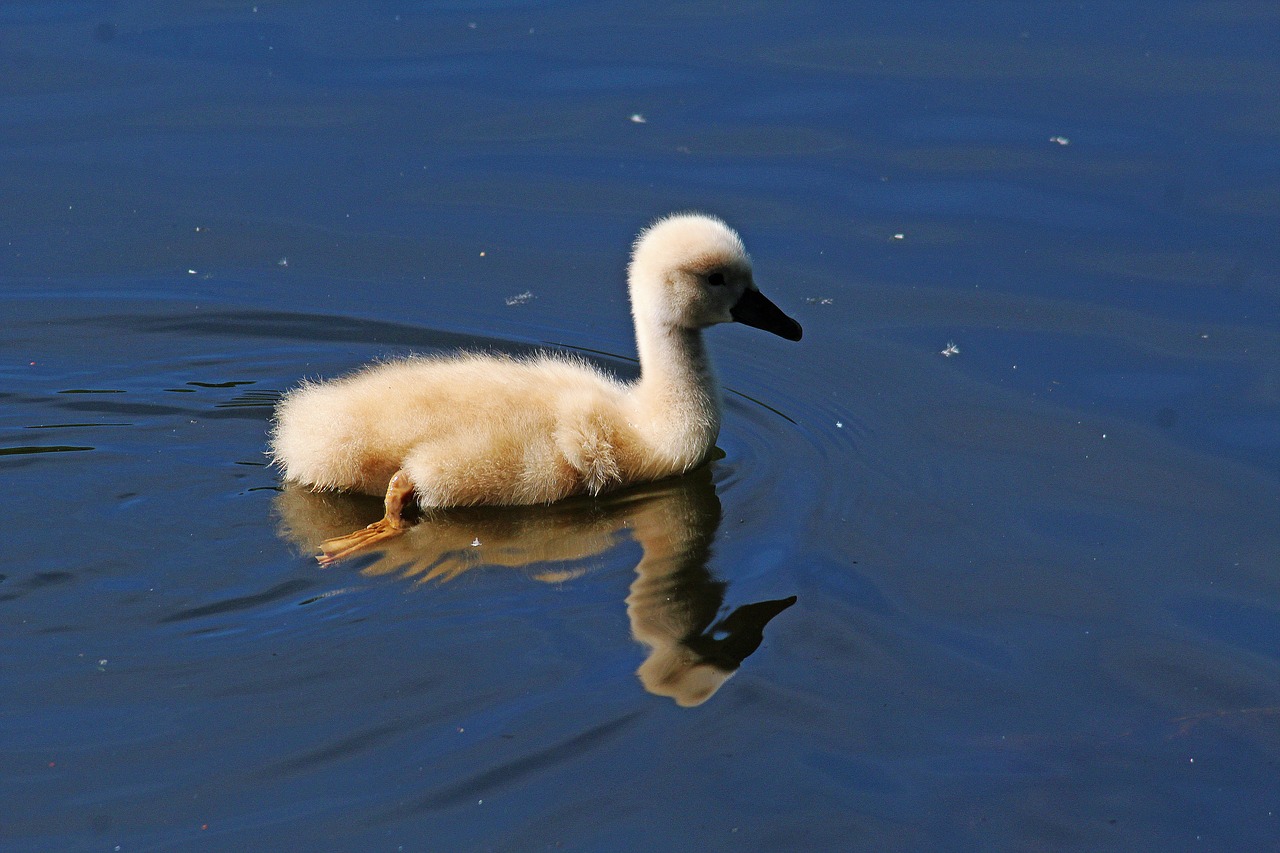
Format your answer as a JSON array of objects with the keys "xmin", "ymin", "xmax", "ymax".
[{"xmin": 629, "ymin": 213, "xmax": 802, "ymax": 341}]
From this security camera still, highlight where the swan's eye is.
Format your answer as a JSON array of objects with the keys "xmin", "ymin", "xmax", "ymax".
[{"xmin": 706, "ymin": 272, "xmax": 726, "ymax": 287}]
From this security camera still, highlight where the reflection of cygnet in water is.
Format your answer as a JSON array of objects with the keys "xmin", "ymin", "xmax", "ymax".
[
  {"xmin": 274, "ymin": 465, "xmax": 794, "ymax": 706},
  {"xmin": 622, "ymin": 472, "xmax": 796, "ymax": 707}
]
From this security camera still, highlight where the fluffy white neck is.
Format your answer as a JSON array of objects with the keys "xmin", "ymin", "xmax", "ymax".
[{"xmin": 629, "ymin": 313, "xmax": 722, "ymax": 471}]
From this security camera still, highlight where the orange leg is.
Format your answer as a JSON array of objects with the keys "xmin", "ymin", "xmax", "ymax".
[{"xmin": 317, "ymin": 470, "xmax": 417, "ymax": 565}]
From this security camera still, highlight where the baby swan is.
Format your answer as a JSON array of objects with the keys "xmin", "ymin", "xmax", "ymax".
[{"xmin": 271, "ymin": 213, "xmax": 802, "ymax": 563}]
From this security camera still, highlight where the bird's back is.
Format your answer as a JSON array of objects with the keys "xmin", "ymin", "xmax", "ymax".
[{"xmin": 270, "ymin": 352, "xmax": 633, "ymax": 498}]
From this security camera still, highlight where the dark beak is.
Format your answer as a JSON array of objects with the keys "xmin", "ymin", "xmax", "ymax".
[{"xmin": 730, "ymin": 289, "xmax": 803, "ymax": 341}]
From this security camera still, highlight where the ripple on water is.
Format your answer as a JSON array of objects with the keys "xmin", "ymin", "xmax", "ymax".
[{"xmin": 715, "ymin": 341, "xmax": 866, "ymax": 535}]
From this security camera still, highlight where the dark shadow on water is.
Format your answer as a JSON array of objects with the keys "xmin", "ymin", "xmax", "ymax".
[
  {"xmin": 372, "ymin": 710, "xmax": 647, "ymax": 822},
  {"xmin": 159, "ymin": 578, "xmax": 316, "ymax": 623},
  {"xmin": 0, "ymin": 445, "xmax": 94, "ymax": 456},
  {"xmin": 109, "ymin": 309, "xmax": 528, "ymax": 354},
  {"xmin": 274, "ymin": 465, "xmax": 795, "ymax": 708}
]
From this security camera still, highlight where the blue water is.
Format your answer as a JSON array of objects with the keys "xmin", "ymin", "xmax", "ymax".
[{"xmin": 3, "ymin": 2, "xmax": 1278, "ymax": 851}]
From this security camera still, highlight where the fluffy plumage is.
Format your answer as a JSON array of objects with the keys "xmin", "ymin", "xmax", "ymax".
[{"xmin": 270, "ymin": 213, "xmax": 802, "ymax": 561}]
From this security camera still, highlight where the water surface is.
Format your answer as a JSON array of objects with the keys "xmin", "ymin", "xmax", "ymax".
[{"xmin": 2, "ymin": 2, "xmax": 1278, "ymax": 851}]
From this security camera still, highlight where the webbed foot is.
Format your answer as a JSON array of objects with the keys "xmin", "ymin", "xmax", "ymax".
[
  {"xmin": 316, "ymin": 469, "xmax": 416, "ymax": 565},
  {"xmin": 318, "ymin": 518, "xmax": 407, "ymax": 565}
]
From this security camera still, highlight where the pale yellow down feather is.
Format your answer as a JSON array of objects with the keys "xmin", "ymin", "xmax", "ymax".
[{"xmin": 273, "ymin": 353, "xmax": 662, "ymax": 505}]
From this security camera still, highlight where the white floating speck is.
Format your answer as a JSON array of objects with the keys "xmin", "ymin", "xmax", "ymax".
[
  {"xmin": 187, "ymin": 269, "xmax": 197, "ymax": 275},
  {"xmin": 836, "ymin": 421, "xmax": 843, "ymax": 428},
  {"xmin": 630, "ymin": 113, "xmax": 647, "ymax": 124},
  {"xmin": 470, "ymin": 538, "xmax": 481, "ymax": 547},
  {"xmin": 892, "ymin": 233, "xmax": 905, "ymax": 240},
  {"xmin": 940, "ymin": 341, "xmax": 960, "ymax": 357},
  {"xmin": 804, "ymin": 297, "xmax": 833, "ymax": 305},
  {"xmin": 277, "ymin": 257, "xmax": 288, "ymax": 267},
  {"xmin": 505, "ymin": 291, "xmax": 534, "ymax": 306},
  {"xmin": 1050, "ymin": 135, "xmax": 1070, "ymax": 146}
]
